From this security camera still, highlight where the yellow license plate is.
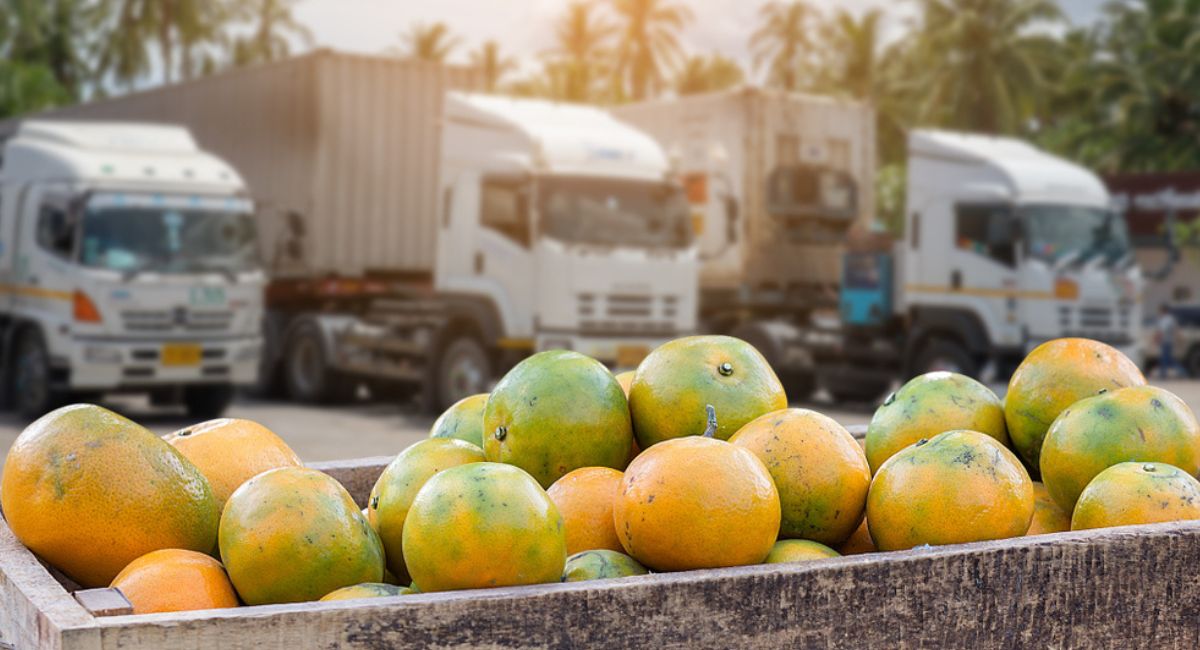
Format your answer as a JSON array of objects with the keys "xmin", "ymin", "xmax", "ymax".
[
  {"xmin": 616, "ymin": 345, "xmax": 650, "ymax": 369},
  {"xmin": 161, "ymin": 343, "xmax": 203, "ymax": 367}
]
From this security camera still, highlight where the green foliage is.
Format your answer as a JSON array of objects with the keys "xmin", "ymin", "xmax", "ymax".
[{"xmin": 675, "ymin": 54, "xmax": 744, "ymax": 96}]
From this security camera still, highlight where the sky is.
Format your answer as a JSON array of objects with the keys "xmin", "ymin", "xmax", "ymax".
[{"xmin": 293, "ymin": 0, "xmax": 1105, "ymax": 79}]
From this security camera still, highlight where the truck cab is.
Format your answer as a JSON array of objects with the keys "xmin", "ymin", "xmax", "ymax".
[
  {"xmin": 898, "ymin": 130, "xmax": 1142, "ymax": 377},
  {"xmin": 422, "ymin": 94, "xmax": 697, "ymax": 405},
  {"xmin": 0, "ymin": 121, "xmax": 264, "ymax": 417}
]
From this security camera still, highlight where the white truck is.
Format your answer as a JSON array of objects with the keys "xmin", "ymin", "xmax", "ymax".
[
  {"xmin": 37, "ymin": 51, "xmax": 698, "ymax": 411},
  {"xmin": 0, "ymin": 121, "xmax": 264, "ymax": 417},
  {"xmin": 618, "ymin": 89, "xmax": 1141, "ymax": 401}
]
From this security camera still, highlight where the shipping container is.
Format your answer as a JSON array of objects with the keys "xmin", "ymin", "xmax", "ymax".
[
  {"xmin": 16, "ymin": 50, "xmax": 479, "ymax": 279},
  {"xmin": 614, "ymin": 88, "xmax": 876, "ymax": 298}
]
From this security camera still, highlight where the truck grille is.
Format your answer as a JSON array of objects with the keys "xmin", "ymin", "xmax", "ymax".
[
  {"xmin": 577, "ymin": 294, "xmax": 677, "ymax": 335},
  {"xmin": 1079, "ymin": 306, "xmax": 1113, "ymax": 329},
  {"xmin": 121, "ymin": 309, "xmax": 234, "ymax": 333}
]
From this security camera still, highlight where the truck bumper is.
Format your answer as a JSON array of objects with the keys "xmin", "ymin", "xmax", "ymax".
[
  {"xmin": 535, "ymin": 333, "xmax": 679, "ymax": 369},
  {"xmin": 65, "ymin": 337, "xmax": 262, "ymax": 390}
]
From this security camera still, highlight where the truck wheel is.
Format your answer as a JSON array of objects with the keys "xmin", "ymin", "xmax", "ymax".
[
  {"xmin": 730, "ymin": 322, "xmax": 814, "ymax": 401},
  {"xmin": 821, "ymin": 376, "xmax": 890, "ymax": 405},
  {"xmin": 11, "ymin": 329, "xmax": 62, "ymax": 418},
  {"xmin": 183, "ymin": 385, "xmax": 235, "ymax": 420},
  {"xmin": 913, "ymin": 339, "xmax": 979, "ymax": 379},
  {"xmin": 285, "ymin": 322, "xmax": 354, "ymax": 403},
  {"xmin": 433, "ymin": 335, "xmax": 492, "ymax": 413}
]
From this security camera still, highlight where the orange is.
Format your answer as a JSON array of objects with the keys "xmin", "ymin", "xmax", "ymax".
[
  {"xmin": 562, "ymin": 549, "xmax": 648, "ymax": 582},
  {"xmin": 837, "ymin": 518, "xmax": 875, "ymax": 555},
  {"xmin": 164, "ymin": 418, "xmax": 302, "ymax": 508},
  {"xmin": 1026, "ymin": 482, "xmax": 1070, "ymax": 536},
  {"xmin": 614, "ymin": 370, "xmax": 635, "ymax": 397},
  {"xmin": 0, "ymin": 404, "xmax": 219, "ymax": 587},
  {"xmin": 1071, "ymin": 462, "xmax": 1200, "ymax": 530},
  {"xmin": 614, "ymin": 408, "xmax": 780, "ymax": 571},
  {"xmin": 368, "ymin": 438, "xmax": 485, "ymax": 582},
  {"xmin": 484, "ymin": 350, "xmax": 633, "ymax": 487},
  {"xmin": 629, "ymin": 335, "xmax": 786, "ymax": 447},
  {"xmin": 867, "ymin": 430, "xmax": 1033, "ymax": 551},
  {"xmin": 763, "ymin": 539, "xmax": 840, "ymax": 563},
  {"xmin": 219, "ymin": 467, "xmax": 384, "ymax": 605},
  {"xmin": 866, "ymin": 371, "xmax": 1007, "ymax": 473},
  {"xmin": 319, "ymin": 583, "xmax": 411, "ymax": 601},
  {"xmin": 730, "ymin": 408, "xmax": 869, "ymax": 545},
  {"xmin": 546, "ymin": 467, "xmax": 624, "ymax": 555},
  {"xmin": 1005, "ymin": 338, "xmax": 1144, "ymax": 471},
  {"xmin": 402, "ymin": 462, "xmax": 566, "ymax": 592},
  {"xmin": 110, "ymin": 549, "xmax": 239, "ymax": 614},
  {"xmin": 428, "ymin": 393, "xmax": 488, "ymax": 448},
  {"xmin": 1039, "ymin": 385, "xmax": 1200, "ymax": 513}
]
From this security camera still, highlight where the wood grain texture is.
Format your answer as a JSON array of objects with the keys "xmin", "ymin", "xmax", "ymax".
[{"xmin": 0, "ymin": 518, "xmax": 96, "ymax": 650}]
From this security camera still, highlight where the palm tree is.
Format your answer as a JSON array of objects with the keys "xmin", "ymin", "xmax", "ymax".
[
  {"xmin": 2, "ymin": 0, "xmax": 90, "ymax": 98},
  {"xmin": 392, "ymin": 22, "xmax": 460, "ymax": 63},
  {"xmin": 903, "ymin": 0, "xmax": 1063, "ymax": 134},
  {"xmin": 610, "ymin": 0, "xmax": 693, "ymax": 101},
  {"xmin": 231, "ymin": 0, "xmax": 313, "ymax": 68},
  {"xmin": 469, "ymin": 40, "xmax": 517, "ymax": 93},
  {"xmin": 92, "ymin": 0, "xmax": 232, "ymax": 86},
  {"xmin": 751, "ymin": 1, "xmax": 812, "ymax": 92},
  {"xmin": 817, "ymin": 8, "xmax": 885, "ymax": 102},
  {"xmin": 675, "ymin": 54, "xmax": 744, "ymax": 95},
  {"xmin": 544, "ymin": 2, "xmax": 614, "ymax": 102}
]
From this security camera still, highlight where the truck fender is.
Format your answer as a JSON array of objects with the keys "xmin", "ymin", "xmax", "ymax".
[
  {"xmin": 437, "ymin": 294, "xmax": 505, "ymax": 345},
  {"xmin": 905, "ymin": 307, "xmax": 990, "ymax": 369}
]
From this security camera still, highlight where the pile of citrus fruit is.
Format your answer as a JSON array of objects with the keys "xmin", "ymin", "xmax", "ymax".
[{"xmin": 2, "ymin": 335, "xmax": 1198, "ymax": 614}]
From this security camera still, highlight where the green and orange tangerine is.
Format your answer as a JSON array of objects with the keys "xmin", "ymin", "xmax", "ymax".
[
  {"xmin": 1026, "ymin": 482, "xmax": 1070, "ymax": 536},
  {"xmin": 763, "ymin": 539, "xmax": 841, "ymax": 564},
  {"xmin": 867, "ymin": 429, "xmax": 1034, "ymax": 551},
  {"xmin": 562, "ymin": 549, "xmax": 649, "ymax": 582},
  {"xmin": 219, "ymin": 467, "xmax": 384, "ymax": 605},
  {"xmin": 428, "ymin": 393, "xmax": 488, "ymax": 448},
  {"xmin": 1, "ymin": 404, "xmax": 220, "ymax": 587},
  {"xmin": 1004, "ymin": 338, "xmax": 1145, "ymax": 472},
  {"xmin": 614, "ymin": 406, "xmax": 781, "ymax": 571},
  {"xmin": 730, "ymin": 408, "xmax": 869, "ymax": 545},
  {"xmin": 866, "ymin": 371, "xmax": 1007, "ymax": 474},
  {"xmin": 319, "ymin": 582, "xmax": 412, "ymax": 602},
  {"xmin": 402, "ymin": 462, "xmax": 567, "ymax": 592},
  {"xmin": 1072, "ymin": 461, "xmax": 1200, "ymax": 530},
  {"xmin": 629, "ymin": 335, "xmax": 786, "ymax": 448},
  {"xmin": 368, "ymin": 438, "xmax": 485, "ymax": 582},
  {"xmin": 484, "ymin": 350, "xmax": 633, "ymax": 488},
  {"xmin": 1039, "ymin": 385, "xmax": 1200, "ymax": 513}
]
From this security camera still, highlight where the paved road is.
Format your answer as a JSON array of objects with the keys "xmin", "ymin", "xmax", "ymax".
[{"xmin": 0, "ymin": 380, "xmax": 1197, "ymax": 465}]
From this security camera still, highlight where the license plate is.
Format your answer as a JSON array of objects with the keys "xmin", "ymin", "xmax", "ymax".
[
  {"xmin": 161, "ymin": 343, "xmax": 202, "ymax": 367},
  {"xmin": 616, "ymin": 345, "xmax": 649, "ymax": 369}
]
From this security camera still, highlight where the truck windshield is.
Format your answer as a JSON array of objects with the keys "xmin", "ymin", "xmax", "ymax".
[
  {"xmin": 1021, "ymin": 204, "xmax": 1131, "ymax": 265},
  {"xmin": 79, "ymin": 205, "xmax": 259, "ymax": 275},
  {"xmin": 538, "ymin": 176, "xmax": 692, "ymax": 249}
]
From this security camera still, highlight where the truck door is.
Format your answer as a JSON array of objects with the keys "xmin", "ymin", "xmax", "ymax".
[
  {"xmin": 946, "ymin": 202, "xmax": 1022, "ymax": 347},
  {"xmin": 441, "ymin": 173, "xmax": 537, "ymax": 339},
  {"xmin": 11, "ymin": 186, "xmax": 77, "ymax": 325}
]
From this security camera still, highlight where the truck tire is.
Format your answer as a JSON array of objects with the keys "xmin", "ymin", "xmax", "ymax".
[
  {"xmin": 730, "ymin": 321, "xmax": 815, "ymax": 401},
  {"xmin": 284, "ymin": 322, "xmax": 354, "ymax": 403},
  {"xmin": 10, "ymin": 329, "xmax": 63, "ymax": 419},
  {"xmin": 432, "ymin": 335, "xmax": 492, "ymax": 414},
  {"xmin": 821, "ymin": 376, "xmax": 890, "ymax": 405},
  {"xmin": 913, "ymin": 338, "xmax": 979, "ymax": 379},
  {"xmin": 183, "ymin": 384, "xmax": 235, "ymax": 420}
]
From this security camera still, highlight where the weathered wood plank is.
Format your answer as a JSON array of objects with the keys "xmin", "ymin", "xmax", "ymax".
[
  {"xmin": 75, "ymin": 590, "xmax": 133, "ymax": 618},
  {"xmin": 85, "ymin": 521, "xmax": 1200, "ymax": 649},
  {"xmin": 0, "ymin": 518, "xmax": 96, "ymax": 650}
]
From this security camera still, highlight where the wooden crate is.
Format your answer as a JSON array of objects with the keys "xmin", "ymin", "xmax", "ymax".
[{"xmin": 4, "ymin": 434, "xmax": 1200, "ymax": 649}]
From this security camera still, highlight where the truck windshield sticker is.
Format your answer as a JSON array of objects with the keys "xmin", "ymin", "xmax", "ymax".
[{"xmin": 89, "ymin": 193, "xmax": 252, "ymax": 213}]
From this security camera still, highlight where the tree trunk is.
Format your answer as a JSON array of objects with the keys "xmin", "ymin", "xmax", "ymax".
[{"xmin": 159, "ymin": 0, "xmax": 175, "ymax": 84}]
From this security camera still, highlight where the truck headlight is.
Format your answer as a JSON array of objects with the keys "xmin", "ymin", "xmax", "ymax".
[{"xmin": 83, "ymin": 346, "xmax": 121, "ymax": 364}]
